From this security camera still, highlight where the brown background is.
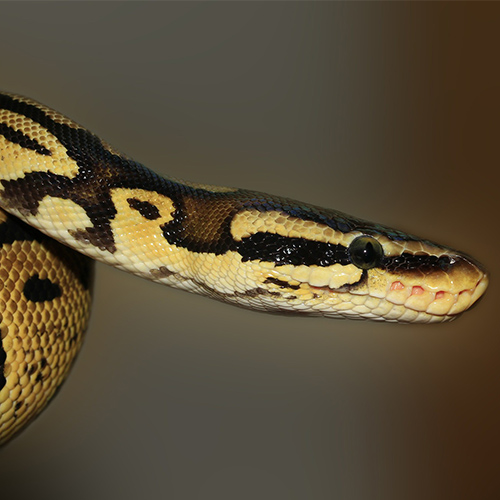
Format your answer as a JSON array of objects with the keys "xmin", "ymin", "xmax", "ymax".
[{"xmin": 0, "ymin": 3, "xmax": 498, "ymax": 499}]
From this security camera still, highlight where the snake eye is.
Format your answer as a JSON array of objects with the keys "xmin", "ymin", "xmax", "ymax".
[{"xmin": 348, "ymin": 236, "xmax": 383, "ymax": 270}]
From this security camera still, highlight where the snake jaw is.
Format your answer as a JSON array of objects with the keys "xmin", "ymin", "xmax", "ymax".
[
  {"xmin": 370, "ymin": 253, "xmax": 489, "ymax": 321},
  {"xmin": 263, "ymin": 249, "xmax": 489, "ymax": 322}
]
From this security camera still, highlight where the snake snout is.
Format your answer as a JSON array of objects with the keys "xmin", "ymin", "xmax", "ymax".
[
  {"xmin": 424, "ymin": 252, "xmax": 489, "ymax": 317},
  {"xmin": 449, "ymin": 253, "xmax": 489, "ymax": 308},
  {"xmin": 380, "ymin": 250, "xmax": 488, "ymax": 321}
]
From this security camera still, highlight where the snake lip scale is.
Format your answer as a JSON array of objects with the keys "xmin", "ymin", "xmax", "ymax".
[{"xmin": 0, "ymin": 91, "xmax": 489, "ymax": 445}]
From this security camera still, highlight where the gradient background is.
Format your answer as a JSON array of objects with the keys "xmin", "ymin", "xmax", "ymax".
[{"xmin": 0, "ymin": 3, "xmax": 498, "ymax": 499}]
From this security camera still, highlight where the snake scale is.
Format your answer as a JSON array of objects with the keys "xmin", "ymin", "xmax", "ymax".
[{"xmin": 0, "ymin": 92, "xmax": 488, "ymax": 445}]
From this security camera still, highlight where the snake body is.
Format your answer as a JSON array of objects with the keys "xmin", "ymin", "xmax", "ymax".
[{"xmin": 0, "ymin": 92, "xmax": 488, "ymax": 444}]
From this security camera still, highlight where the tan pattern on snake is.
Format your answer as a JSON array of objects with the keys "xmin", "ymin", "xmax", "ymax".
[{"xmin": 0, "ymin": 92, "xmax": 489, "ymax": 445}]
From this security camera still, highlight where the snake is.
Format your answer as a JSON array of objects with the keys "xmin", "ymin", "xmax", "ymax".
[{"xmin": 0, "ymin": 92, "xmax": 488, "ymax": 445}]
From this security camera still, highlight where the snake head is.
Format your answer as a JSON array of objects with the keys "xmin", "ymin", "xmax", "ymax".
[
  {"xmin": 224, "ymin": 202, "xmax": 489, "ymax": 323},
  {"xmin": 318, "ymin": 234, "xmax": 489, "ymax": 322}
]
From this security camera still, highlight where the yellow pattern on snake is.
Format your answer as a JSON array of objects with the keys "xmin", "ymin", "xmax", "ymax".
[{"xmin": 0, "ymin": 92, "xmax": 489, "ymax": 445}]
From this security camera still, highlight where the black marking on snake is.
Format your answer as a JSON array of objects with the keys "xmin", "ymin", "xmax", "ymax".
[
  {"xmin": 0, "ymin": 92, "xmax": 441, "ymax": 269},
  {"xmin": 127, "ymin": 198, "xmax": 161, "ymax": 220},
  {"xmin": 0, "ymin": 331, "xmax": 6, "ymax": 391},
  {"xmin": 0, "ymin": 212, "xmax": 39, "ymax": 246},
  {"xmin": 0, "ymin": 122, "xmax": 52, "ymax": 156},
  {"xmin": 264, "ymin": 277, "xmax": 301, "ymax": 290},
  {"xmin": 202, "ymin": 282, "xmax": 281, "ymax": 302},
  {"xmin": 160, "ymin": 201, "xmax": 238, "ymax": 255},
  {"xmin": 239, "ymin": 288, "xmax": 281, "ymax": 299},
  {"xmin": 382, "ymin": 254, "xmax": 453, "ymax": 273},
  {"xmin": 23, "ymin": 274, "xmax": 62, "ymax": 302},
  {"xmin": 149, "ymin": 266, "xmax": 282, "ymax": 303},
  {"xmin": 238, "ymin": 234, "xmax": 454, "ymax": 272},
  {"xmin": 0, "ymin": 211, "xmax": 93, "ymax": 290},
  {"xmin": 238, "ymin": 232, "xmax": 352, "ymax": 267},
  {"xmin": 150, "ymin": 266, "xmax": 176, "ymax": 279}
]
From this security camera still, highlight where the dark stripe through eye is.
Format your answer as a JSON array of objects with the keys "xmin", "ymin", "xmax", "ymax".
[
  {"xmin": 237, "ymin": 232, "xmax": 351, "ymax": 267},
  {"xmin": 382, "ymin": 253, "xmax": 452, "ymax": 272},
  {"xmin": 236, "ymin": 232, "xmax": 452, "ymax": 274}
]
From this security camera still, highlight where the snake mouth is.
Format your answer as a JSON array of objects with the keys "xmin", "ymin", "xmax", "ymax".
[
  {"xmin": 289, "ymin": 253, "xmax": 489, "ymax": 321},
  {"xmin": 382, "ymin": 271, "xmax": 489, "ymax": 317},
  {"xmin": 303, "ymin": 272, "xmax": 488, "ymax": 322}
]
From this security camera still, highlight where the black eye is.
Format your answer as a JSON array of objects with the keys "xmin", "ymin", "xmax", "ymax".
[{"xmin": 348, "ymin": 236, "xmax": 383, "ymax": 270}]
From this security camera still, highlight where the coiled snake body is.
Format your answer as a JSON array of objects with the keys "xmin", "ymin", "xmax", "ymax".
[{"xmin": 0, "ymin": 92, "xmax": 488, "ymax": 444}]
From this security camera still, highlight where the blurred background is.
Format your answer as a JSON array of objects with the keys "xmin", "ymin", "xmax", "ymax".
[{"xmin": 0, "ymin": 3, "xmax": 498, "ymax": 499}]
